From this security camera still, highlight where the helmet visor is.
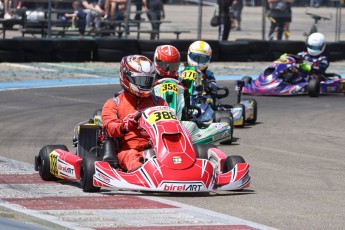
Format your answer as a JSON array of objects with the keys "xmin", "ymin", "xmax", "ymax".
[
  {"xmin": 307, "ymin": 44, "xmax": 323, "ymax": 51},
  {"xmin": 127, "ymin": 73, "xmax": 155, "ymax": 90},
  {"xmin": 155, "ymin": 60, "xmax": 180, "ymax": 72},
  {"xmin": 188, "ymin": 52, "xmax": 211, "ymax": 64}
]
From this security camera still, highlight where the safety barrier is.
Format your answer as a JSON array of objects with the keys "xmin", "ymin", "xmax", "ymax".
[{"xmin": 0, "ymin": 39, "xmax": 344, "ymax": 63}]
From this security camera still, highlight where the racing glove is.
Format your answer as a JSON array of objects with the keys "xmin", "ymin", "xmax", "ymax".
[
  {"xmin": 120, "ymin": 112, "xmax": 141, "ymax": 134},
  {"xmin": 299, "ymin": 62, "xmax": 312, "ymax": 73}
]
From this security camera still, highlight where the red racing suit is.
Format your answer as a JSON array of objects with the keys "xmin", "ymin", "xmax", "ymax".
[{"xmin": 102, "ymin": 91, "xmax": 167, "ymax": 171}]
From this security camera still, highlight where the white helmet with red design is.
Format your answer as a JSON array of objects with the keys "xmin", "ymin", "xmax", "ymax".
[
  {"xmin": 187, "ymin": 41, "xmax": 212, "ymax": 71},
  {"xmin": 120, "ymin": 55, "xmax": 156, "ymax": 98},
  {"xmin": 154, "ymin": 45, "xmax": 181, "ymax": 79}
]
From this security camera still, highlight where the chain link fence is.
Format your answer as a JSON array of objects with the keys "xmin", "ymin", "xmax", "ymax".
[{"xmin": 1, "ymin": 0, "xmax": 344, "ymax": 41}]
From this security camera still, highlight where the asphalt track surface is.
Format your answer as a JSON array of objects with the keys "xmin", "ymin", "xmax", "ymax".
[{"xmin": 0, "ymin": 63, "xmax": 345, "ymax": 230}]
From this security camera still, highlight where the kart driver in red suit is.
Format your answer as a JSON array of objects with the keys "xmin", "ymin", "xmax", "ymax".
[{"xmin": 102, "ymin": 55, "xmax": 167, "ymax": 172}]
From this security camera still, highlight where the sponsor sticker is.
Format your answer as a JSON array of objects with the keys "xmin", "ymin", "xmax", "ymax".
[
  {"xmin": 161, "ymin": 182, "xmax": 204, "ymax": 192},
  {"xmin": 96, "ymin": 172, "xmax": 110, "ymax": 184},
  {"xmin": 49, "ymin": 151, "xmax": 60, "ymax": 178},
  {"xmin": 326, "ymin": 86, "xmax": 337, "ymax": 93},
  {"xmin": 172, "ymin": 156, "xmax": 182, "ymax": 164},
  {"xmin": 58, "ymin": 164, "xmax": 75, "ymax": 178},
  {"xmin": 212, "ymin": 131, "xmax": 230, "ymax": 141},
  {"xmin": 214, "ymin": 123, "xmax": 225, "ymax": 131}
]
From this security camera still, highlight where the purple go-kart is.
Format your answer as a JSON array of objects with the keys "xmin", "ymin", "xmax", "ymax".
[{"xmin": 242, "ymin": 54, "xmax": 345, "ymax": 97}]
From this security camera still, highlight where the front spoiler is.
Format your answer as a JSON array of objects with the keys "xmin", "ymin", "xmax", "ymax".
[{"xmin": 93, "ymin": 158, "xmax": 250, "ymax": 192}]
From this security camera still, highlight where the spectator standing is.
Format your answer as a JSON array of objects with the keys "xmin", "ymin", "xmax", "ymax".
[
  {"xmin": 267, "ymin": 0, "xmax": 289, "ymax": 40},
  {"xmin": 133, "ymin": 0, "xmax": 144, "ymax": 20},
  {"xmin": 146, "ymin": 0, "xmax": 165, "ymax": 40},
  {"xmin": 217, "ymin": 0, "xmax": 234, "ymax": 41},
  {"xmin": 233, "ymin": 0, "xmax": 243, "ymax": 31},
  {"xmin": 65, "ymin": 0, "xmax": 86, "ymax": 37},
  {"xmin": 284, "ymin": 0, "xmax": 293, "ymax": 39}
]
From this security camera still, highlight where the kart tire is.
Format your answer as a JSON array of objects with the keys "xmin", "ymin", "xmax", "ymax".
[
  {"xmin": 80, "ymin": 153, "xmax": 101, "ymax": 193},
  {"xmin": 308, "ymin": 78, "xmax": 320, "ymax": 97},
  {"xmin": 213, "ymin": 110, "xmax": 232, "ymax": 123},
  {"xmin": 244, "ymin": 99, "xmax": 257, "ymax": 124},
  {"xmin": 219, "ymin": 117, "xmax": 233, "ymax": 145},
  {"xmin": 194, "ymin": 144, "xmax": 217, "ymax": 160},
  {"xmin": 233, "ymin": 104, "xmax": 246, "ymax": 128},
  {"xmin": 223, "ymin": 155, "xmax": 246, "ymax": 173},
  {"xmin": 242, "ymin": 76, "xmax": 252, "ymax": 84},
  {"xmin": 36, "ymin": 145, "xmax": 69, "ymax": 181},
  {"xmin": 93, "ymin": 109, "xmax": 102, "ymax": 117}
]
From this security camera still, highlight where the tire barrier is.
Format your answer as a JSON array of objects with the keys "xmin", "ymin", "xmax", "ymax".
[
  {"xmin": 268, "ymin": 40, "xmax": 306, "ymax": 60},
  {"xmin": 219, "ymin": 41, "xmax": 251, "ymax": 62},
  {"xmin": 95, "ymin": 38, "xmax": 141, "ymax": 62},
  {"xmin": 13, "ymin": 38, "xmax": 56, "ymax": 62},
  {"xmin": 0, "ymin": 39, "xmax": 26, "ymax": 62},
  {"xmin": 54, "ymin": 39, "xmax": 96, "ymax": 62},
  {"xmin": 325, "ymin": 42, "xmax": 345, "ymax": 62},
  {"xmin": 0, "ymin": 39, "xmax": 344, "ymax": 63},
  {"xmin": 236, "ymin": 39, "xmax": 272, "ymax": 61}
]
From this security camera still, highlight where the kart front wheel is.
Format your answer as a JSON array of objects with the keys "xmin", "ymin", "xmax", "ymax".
[
  {"xmin": 223, "ymin": 155, "xmax": 246, "ymax": 173},
  {"xmin": 80, "ymin": 154, "xmax": 101, "ymax": 193},
  {"xmin": 35, "ymin": 145, "xmax": 69, "ymax": 181},
  {"xmin": 233, "ymin": 104, "xmax": 246, "ymax": 128},
  {"xmin": 244, "ymin": 99, "xmax": 257, "ymax": 124},
  {"xmin": 194, "ymin": 144, "xmax": 217, "ymax": 160},
  {"xmin": 219, "ymin": 117, "xmax": 233, "ymax": 145},
  {"xmin": 308, "ymin": 78, "xmax": 320, "ymax": 97}
]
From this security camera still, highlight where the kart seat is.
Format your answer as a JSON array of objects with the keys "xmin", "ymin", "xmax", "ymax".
[{"xmin": 102, "ymin": 135, "xmax": 119, "ymax": 168}]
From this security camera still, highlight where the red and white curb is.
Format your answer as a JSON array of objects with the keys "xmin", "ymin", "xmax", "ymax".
[{"xmin": 0, "ymin": 156, "xmax": 275, "ymax": 230}]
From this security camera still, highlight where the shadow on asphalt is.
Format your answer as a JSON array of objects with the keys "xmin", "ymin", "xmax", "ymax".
[{"xmin": 98, "ymin": 189, "xmax": 256, "ymax": 197}]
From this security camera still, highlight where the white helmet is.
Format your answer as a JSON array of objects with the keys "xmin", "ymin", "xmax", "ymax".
[
  {"xmin": 187, "ymin": 41, "xmax": 212, "ymax": 71},
  {"xmin": 307, "ymin": 32, "xmax": 326, "ymax": 56}
]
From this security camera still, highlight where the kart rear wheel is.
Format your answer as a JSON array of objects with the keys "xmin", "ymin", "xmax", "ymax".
[
  {"xmin": 219, "ymin": 117, "xmax": 233, "ymax": 145},
  {"xmin": 36, "ymin": 145, "xmax": 69, "ymax": 181},
  {"xmin": 223, "ymin": 155, "xmax": 246, "ymax": 173},
  {"xmin": 80, "ymin": 153, "xmax": 101, "ymax": 193},
  {"xmin": 308, "ymin": 78, "xmax": 320, "ymax": 97},
  {"xmin": 194, "ymin": 144, "xmax": 217, "ymax": 160},
  {"xmin": 244, "ymin": 99, "xmax": 257, "ymax": 124},
  {"xmin": 233, "ymin": 104, "xmax": 246, "ymax": 128},
  {"xmin": 242, "ymin": 76, "xmax": 252, "ymax": 84}
]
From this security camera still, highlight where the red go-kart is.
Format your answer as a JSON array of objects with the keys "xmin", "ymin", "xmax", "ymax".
[{"xmin": 35, "ymin": 106, "xmax": 250, "ymax": 193}]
